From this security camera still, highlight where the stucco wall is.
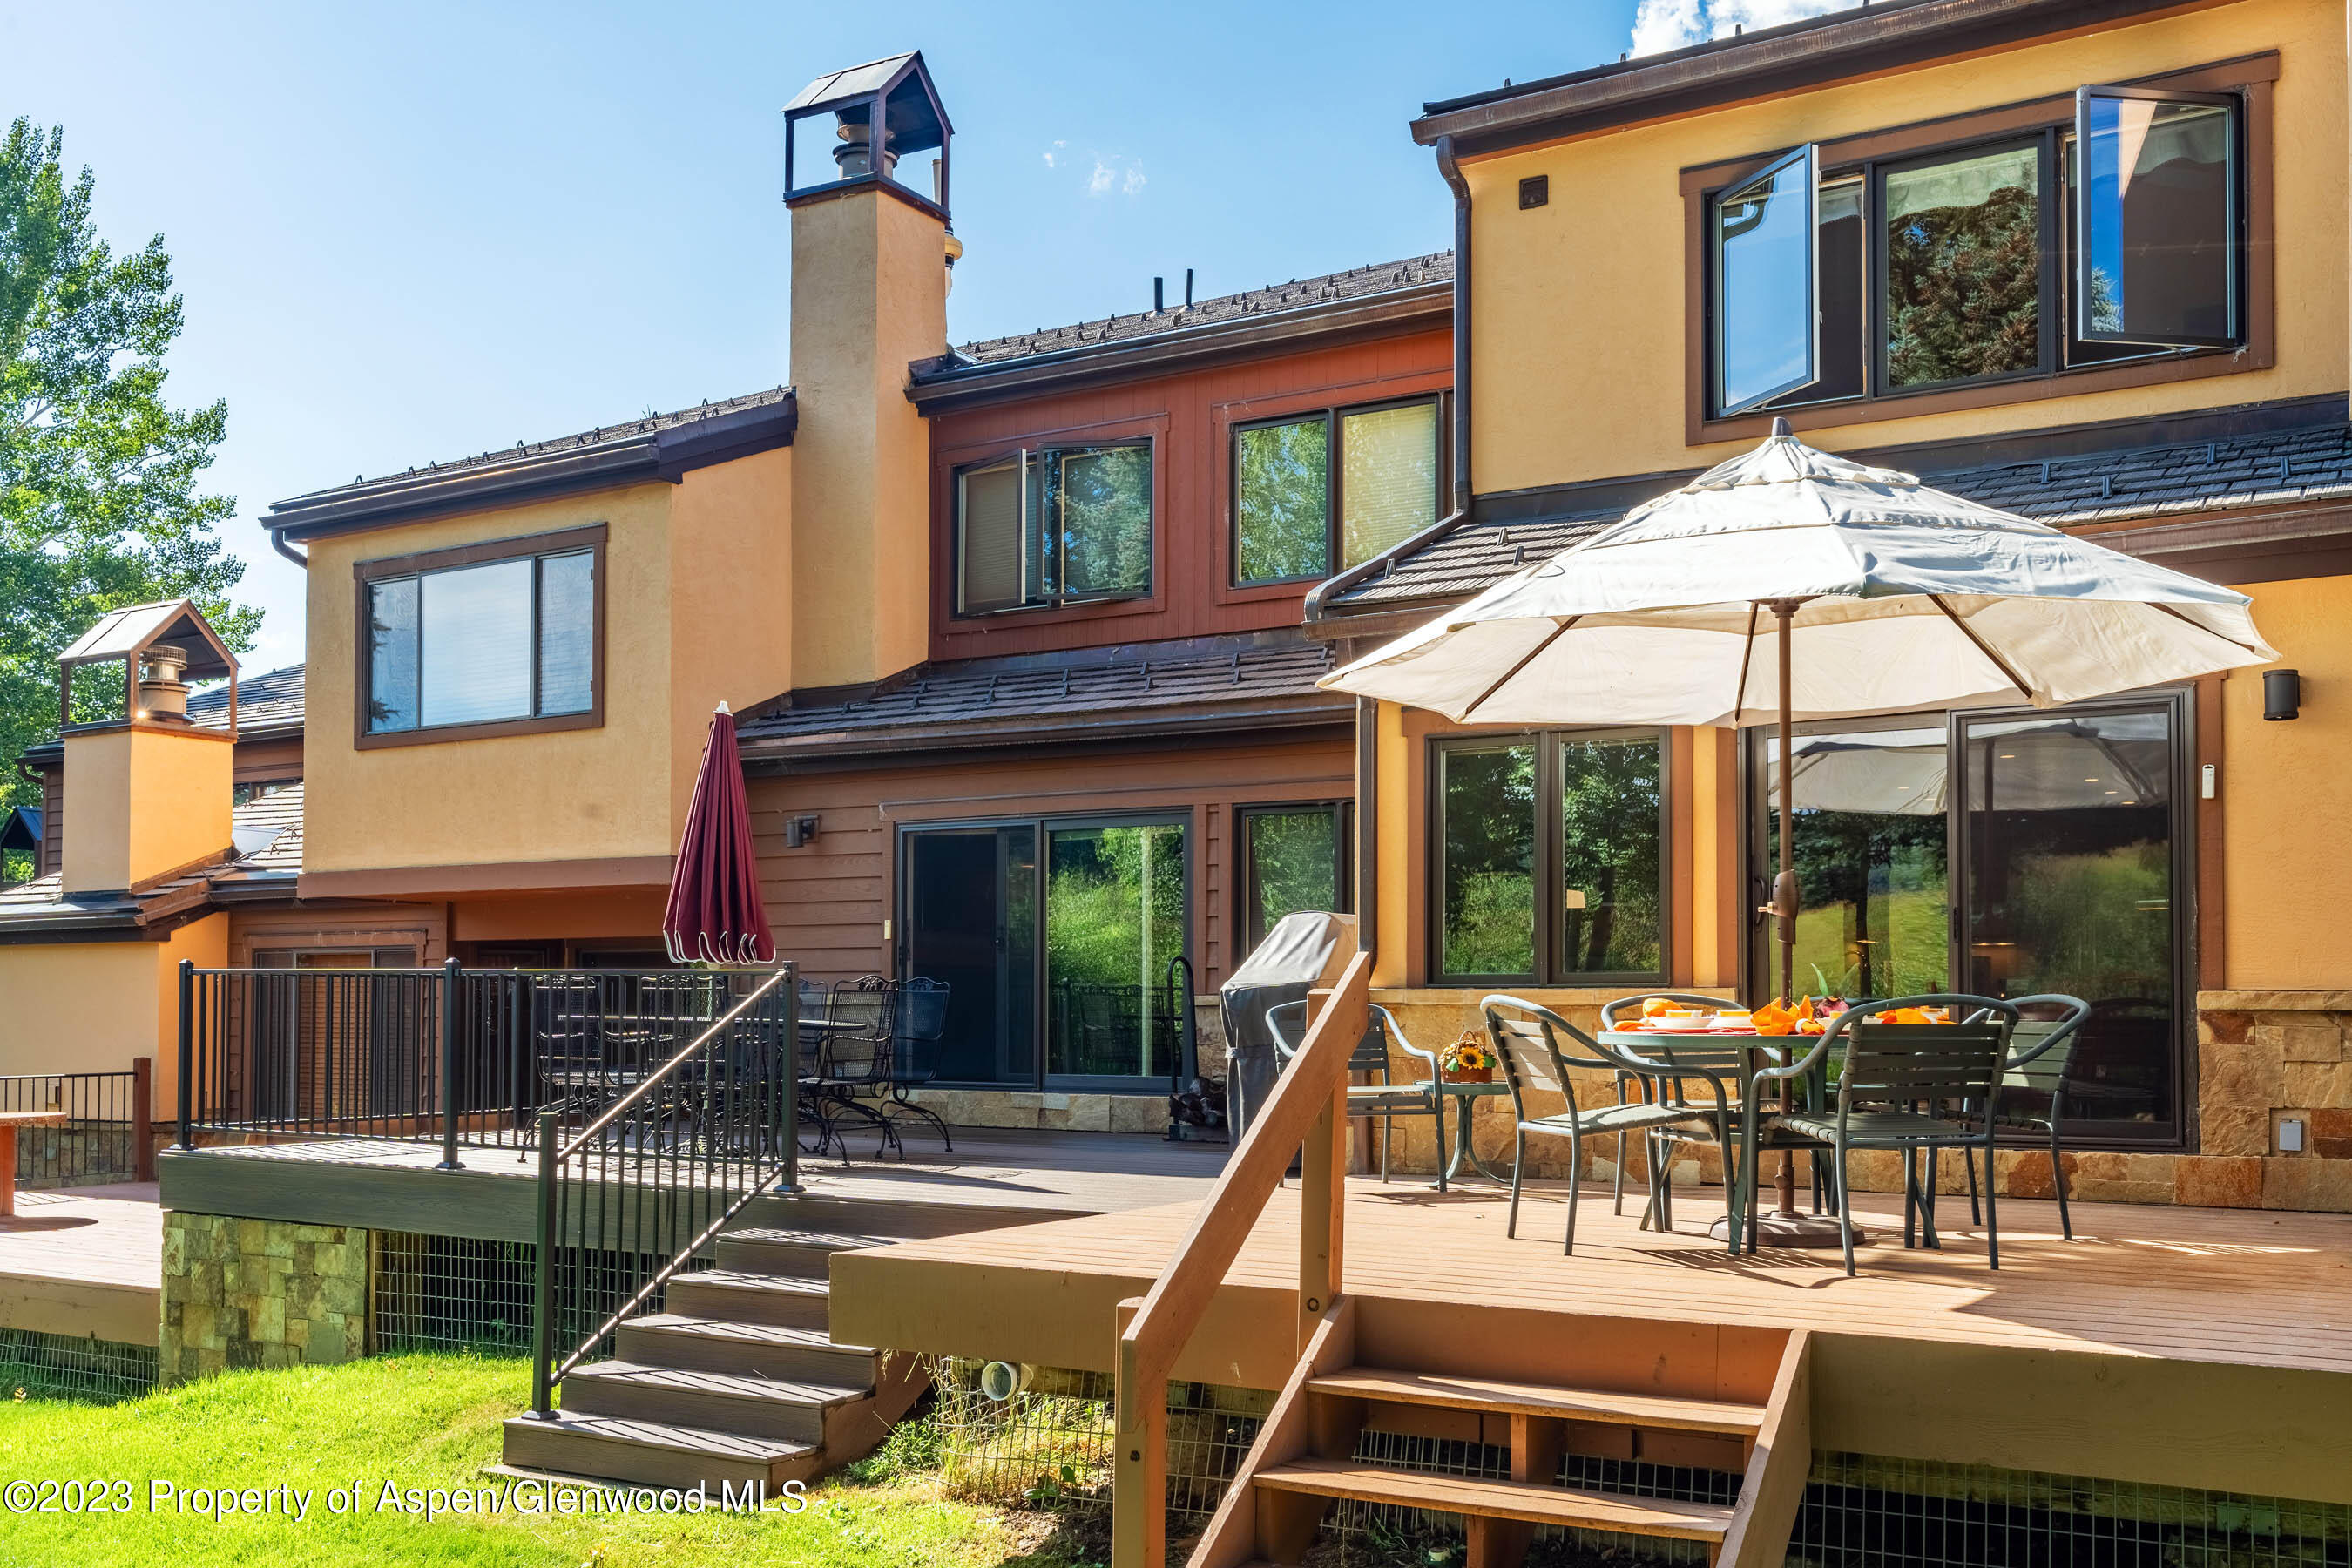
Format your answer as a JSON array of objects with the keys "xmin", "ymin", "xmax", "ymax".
[
  {"xmin": 0, "ymin": 913, "xmax": 222, "ymax": 1116},
  {"xmin": 1464, "ymin": 0, "xmax": 2347, "ymax": 490},
  {"xmin": 61, "ymin": 727, "xmax": 233, "ymax": 893}
]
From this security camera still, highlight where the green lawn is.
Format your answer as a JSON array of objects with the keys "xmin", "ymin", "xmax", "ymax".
[{"xmin": 0, "ymin": 1354, "xmax": 1099, "ymax": 1568}]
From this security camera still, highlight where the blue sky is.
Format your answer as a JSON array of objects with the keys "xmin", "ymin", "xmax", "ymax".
[{"xmin": 5, "ymin": 0, "xmax": 1847, "ymax": 672}]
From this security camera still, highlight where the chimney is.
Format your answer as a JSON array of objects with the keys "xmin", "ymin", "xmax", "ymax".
[
  {"xmin": 56, "ymin": 602, "xmax": 237, "ymax": 895},
  {"xmin": 781, "ymin": 52, "xmax": 953, "ymax": 690}
]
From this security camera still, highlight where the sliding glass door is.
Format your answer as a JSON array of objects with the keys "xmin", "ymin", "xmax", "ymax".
[
  {"xmin": 1754, "ymin": 694, "xmax": 2190, "ymax": 1144},
  {"xmin": 899, "ymin": 814, "xmax": 1189, "ymax": 1090}
]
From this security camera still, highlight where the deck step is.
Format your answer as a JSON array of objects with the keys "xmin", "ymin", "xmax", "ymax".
[
  {"xmin": 499, "ymin": 1410, "xmax": 817, "ymax": 1493},
  {"xmin": 1252, "ymin": 1458, "xmax": 1736, "ymax": 1543},
  {"xmin": 668, "ymin": 1270, "xmax": 831, "ymax": 1329},
  {"xmin": 712, "ymin": 1228, "xmax": 889, "ymax": 1280},
  {"xmin": 614, "ymin": 1314, "xmax": 879, "ymax": 1382},
  {"xmin": 560, "ymin": 1359, "xmax": 864, "ymax": 1443},
  {"xmin": 1308, "ymin": 1369, "xmax": 1764, "ymax": 1436}
]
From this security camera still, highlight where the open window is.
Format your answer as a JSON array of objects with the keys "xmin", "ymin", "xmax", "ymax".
[
  {"xmin": 955, "ymin": 442, "xmax": 1152, "ymax": 614},
  {"xmin": 2073, "ymin": 85, "xmax": 2239, "ymax": 348},
  {"xmin": 1710, "ymin": 144, "xmax": 1818, "ymax": 416}
]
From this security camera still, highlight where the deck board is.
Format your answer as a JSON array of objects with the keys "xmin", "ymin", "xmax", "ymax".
[
  {"xmin": 0, "ymin": 1183, "xmax": 161, "ymax": 1345},
  {"xmin": 835, "ymin": 1179, "xmax": 2352, "ymax": 1376}
]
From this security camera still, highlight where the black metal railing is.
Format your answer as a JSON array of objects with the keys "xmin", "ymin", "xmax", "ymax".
[
  {"xmin": 530, "ymin": 964, "xmax": 797, "ymax": 1415},
  {"xmin": 176, "ymin": 962, "xmax": 740, "ymax": 1159},
  {"xmin": 0, "ymin": 1064, "xmax": 153, "ymax": 1188}
]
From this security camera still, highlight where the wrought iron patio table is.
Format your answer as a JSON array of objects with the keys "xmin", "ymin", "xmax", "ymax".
[{"xmin": 1435, "ymin": 1079, "xmax": 1513, "ymax": 1184}]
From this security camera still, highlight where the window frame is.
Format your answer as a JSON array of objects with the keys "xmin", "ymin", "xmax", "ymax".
[
  {"xmin": 950, "ymin": 437, "xmax": 1157, "ymax": 617},
  {"xmin": 1711, "ymin": 142, "xmax": 1821, "ymax": 416},
  {"xmin": 1229, "ymin": 394, "xmax": 1448, "ymax": 589},
  {"xmin": 2071, "ymin": 84, "xmax": 2243, "ymax": 350},
  {"xmin": 1234, "ymin": 799, "xmax": 1355, "ymax": 957},
  {"xmin": 1426, "ymin": 727, "xmax": 1673, "ymax": 989},
  {"xmin": 1680, "ymin": 52, "xmax": 2275, "ymax": 445},
  {"xmin": 351, "ymin": 523, "xmax": 606, "ymax": 751}
]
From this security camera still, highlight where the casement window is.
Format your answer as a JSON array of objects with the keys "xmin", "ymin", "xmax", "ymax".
[
  {"xmin": 1233, "ymin": 398, "xmax": 1443, "ymax": 586},
  {"xmin": 955, "ymin": 442, "xmax": 1152, "ymax": 614},
  {"xmin": 1705, "ymin": 84, "xmax": 2244, "ymax": 419},
  {"xmin": 1430, "ymin": 730, "xmax": 1667, "ymax": 986},
  {"xmin": 355, "ymin": 525, "xmax": 603, "ymax": 746}
]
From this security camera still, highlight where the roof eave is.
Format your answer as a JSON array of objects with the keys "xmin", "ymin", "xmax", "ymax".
[
  {"xmin": 740, "ymin": 693, "xmax": 1354, "ymax": 767},
  {"xmin": 1410, "ymin": 0, "xmax": 2213, "ymax": 155},
  {"xmin": 266, "ymin": 395, "xmax": 796, "ymax": 542},
  {"xmin": 908, "ymin": 285, "xmax": 1450, "ymax": 412}
]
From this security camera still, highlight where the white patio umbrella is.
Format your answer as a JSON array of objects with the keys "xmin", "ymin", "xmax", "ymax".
[{"xmin": 1322, "ymin": 419, "xmax": 2274, "ymax": 1241}]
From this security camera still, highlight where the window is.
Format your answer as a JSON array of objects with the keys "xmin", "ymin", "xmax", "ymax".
[
  {"xmin": 956, "ymin": 442, "xmax": 1152, "ymax": 614},
  {"xmin": 356, "ymin": 526, "xmax": 603, "ymax": 745},
  {"xmin": 1233, "ymin": 398, "xmax": 1442, "ymax": 585},
  {"xmin": 1432, "ymin": 731, "xmax": 1666, "ymax": 984},
  {"xmin": 1238, "ymin": 802, "xmax": 1352, "ymax": 956},
  {"xmin": 1704, "ymin": 83, "xmax": 2244, "ymax": 419}
]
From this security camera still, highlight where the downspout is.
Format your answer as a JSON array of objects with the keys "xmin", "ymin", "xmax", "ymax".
[
  {"xmin": 268, "ymin": 527, "xmax": 308, "ymax": 569},
  {"xmin": 1434, "ymin": 134, "xmax": 1471, "ymax": 513}
]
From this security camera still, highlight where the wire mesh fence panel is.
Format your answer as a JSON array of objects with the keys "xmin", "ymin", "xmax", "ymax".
[
  {"xmin": 1791, "ymin": 1453, "xmax": 2352, "ymax": 1568},
  {"xmin": 374, "ymin": 1232, "xmax": 710, "ymax": 1356},
  {"xmin": 0, "ymin": 1329, "xmax": 158, "ymax": 1404},
  {"xmin": 0, "ymin": 1071, "xmax": 143, "ymax": 1189}
]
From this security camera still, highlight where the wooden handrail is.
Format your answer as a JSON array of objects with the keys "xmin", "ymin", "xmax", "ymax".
[{"xmin": 1112, "ymin": 942, "xmax": 1371, "ymax": 1568}]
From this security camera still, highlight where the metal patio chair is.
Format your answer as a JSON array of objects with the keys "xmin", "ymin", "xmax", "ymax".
[
  {"xmin": 1957, "ymin": 993, "xmax": 2093, "ymax": 1240},
  {"xmin": 1481, "ymin": 996, "xmax": 1746, "ymax": 1255},
  {"xmin": 1266, "ymin": 1000, "xmax": 1449, "ymax": 1189},
  {"xmin": 879, "ymin": 977, "xmax": 954, "ymax": 1152},
  {"xmin": 1763, "ymin": 1000, "xmax": 2017, "ymax": 1275},
  {"xmin": 802, "ymin": 977, "xmax": 902, "ymax": 1160},
  {"xmin": 1598, "ymin": 991, "xmax": 1787, "ymax": 1235}
]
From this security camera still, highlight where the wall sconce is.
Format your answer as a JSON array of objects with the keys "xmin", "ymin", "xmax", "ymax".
[
  {"xmin": 783, "ymin": 815, "xmax": 821, "ymax": 848},
  {"xmin": 2263, "ymin": 668, "xmax": 2302, "ymax": 721}
]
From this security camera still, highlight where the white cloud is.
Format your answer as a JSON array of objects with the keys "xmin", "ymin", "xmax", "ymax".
[
  {"xmin": 1630, "ymin": 0, "xmax": 1860, "ymax": 57},
  {"xmin": 1042, "ymin": 139, "xmax": 1065, "ymax": 169},
  {"xmin": 1078, "ymin": 152, "xmax": 1146, "ymax": 199}
]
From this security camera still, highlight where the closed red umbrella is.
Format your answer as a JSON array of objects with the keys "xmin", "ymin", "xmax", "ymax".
[{"xmin": 663, "ymin": 703, "xmax": 776, "ymax": 966}]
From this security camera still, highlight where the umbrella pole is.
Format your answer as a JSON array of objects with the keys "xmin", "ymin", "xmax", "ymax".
[{"xmin": 1745, "ymin": 598, "xmax": 1851, "ymax": 1248}]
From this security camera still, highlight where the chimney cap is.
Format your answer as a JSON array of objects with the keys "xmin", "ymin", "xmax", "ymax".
[
  {"xmin": 782, "ymin": 51, "xmax": 951, "ymax": 151},
  {"xmin": 58, "ymin": 598, "xmax": 239, "ymax": 734}
]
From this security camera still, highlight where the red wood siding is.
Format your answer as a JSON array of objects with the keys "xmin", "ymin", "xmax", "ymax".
[{"xmin": 927, "ymin": 327, "xmax": 1452, "ymax": 660}]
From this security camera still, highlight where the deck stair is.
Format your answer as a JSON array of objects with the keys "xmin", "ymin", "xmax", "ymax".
[
  {"xmin": 500, "ymin": 1226, "xmax": 928, "ymax": 1492},
  {"xmin": 1181, "ymin": 1303, "xmax": 1811, "ymax": 1568}
]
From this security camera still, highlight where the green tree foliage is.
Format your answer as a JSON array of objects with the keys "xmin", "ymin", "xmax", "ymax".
[
  {"xmin": 1235, "ymin": 418, "xmax": 1329, "ymax": 583},
  {"xmin": 0, "ymin": 119, "xmax": 256, "ymax": 808},
  {"xmin": 1883, "ymin": 180, "xmax": 2040, "ymax": 388}
]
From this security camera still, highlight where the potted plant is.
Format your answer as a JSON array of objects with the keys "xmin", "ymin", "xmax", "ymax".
[{"xmin": 1440, "ymin": 1032, "xmax": 1494, "ymax": 1084}]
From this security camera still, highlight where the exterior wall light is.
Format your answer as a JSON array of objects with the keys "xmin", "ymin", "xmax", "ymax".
[{"xmin": 2263, "ymin": 668, "xmax": 2301, "ymax": 721}]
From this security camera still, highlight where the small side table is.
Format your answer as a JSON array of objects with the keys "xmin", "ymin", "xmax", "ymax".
[
  {"xmin": 0, "ymin": 1110, "xmax": 67, "ymax": 1223},
  {"xmin": 1435, "ymin": 1080, "xmax": 1512, "ymax": 1185}
]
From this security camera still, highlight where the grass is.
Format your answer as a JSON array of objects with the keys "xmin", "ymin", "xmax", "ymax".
[{"xmin": 0, "ymin": 1353, "xmax": 1102, "ymax": 1568}]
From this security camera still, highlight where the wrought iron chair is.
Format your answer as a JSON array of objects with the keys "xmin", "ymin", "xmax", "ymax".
[
  {"xmin": 1598, "ymin": 991, "xmax": 1784, "ymax": 1233},
  {"xmin": 1764, "ymin": 999, "xmax": 2017, "ymax": 1275},
  {"xmin": 802, "ymin": 977, "xmax": 902, "ymax": 1160},
  {"xmin": 1265, "ymin": 1001, "xmax": 1448, "ymax": 1189},
  {"xmin": 1481, "ymin": 996, "xmax": 1746, "ymax": 1255},
  {"xmin": 879, "ymin": 977, "xmax": 954, "ymax": 1152}
]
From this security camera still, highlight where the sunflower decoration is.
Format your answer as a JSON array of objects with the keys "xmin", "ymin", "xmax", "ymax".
[{"xmin": 1440, "ymin": 1032, "xmax": 1495, "ymax": 1083}]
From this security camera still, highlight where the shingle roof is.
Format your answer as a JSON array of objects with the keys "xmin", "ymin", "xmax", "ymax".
[
  {"xmin": 274, "ymin": 388, "xmax": 795, "ymax": 509},
  {"xmin": 0, "ymin": 782, "xmax": 302, "ymax": 932},
  {"xmin": 738, "ymin": 633, "xmax": 1346, "ymax": 757},
  {"xmin": 923, "ymin": 253, "xmax": 1453, "ymax": 375},
  {"xmin": 187, "ymin": 664, "xmax": 305, "ymax": 733},
  {"xmin": 1323, "ymin": 418, "xmax": 2352, "ymax": 614}
]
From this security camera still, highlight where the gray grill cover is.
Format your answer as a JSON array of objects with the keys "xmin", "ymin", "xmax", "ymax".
[{"xmin": 1218, "ymin": 911, "xmax": 1348, "ymax": 1141}]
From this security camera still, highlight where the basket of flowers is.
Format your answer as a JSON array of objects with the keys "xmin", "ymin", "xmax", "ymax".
[{"xmin": 1440, "ymin": 1032, "xmax": 1494, "ymax": 1083}]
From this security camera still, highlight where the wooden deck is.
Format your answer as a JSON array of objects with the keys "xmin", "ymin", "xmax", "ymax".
[
  {"xmin": 0, "ymin": 1182, "xmax": 160, "ymax": 1346},
  {"xmin": 832, "ymin": 1175, "xmax": 2352, "ymax": 1506},
  {"xmin": 160, "ymin": 1127, "xmax": 1232, "ymax": 1242}
]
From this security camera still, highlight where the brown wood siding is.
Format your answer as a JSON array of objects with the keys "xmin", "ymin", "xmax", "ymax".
[
  {"xmin": 750, "ymin": 732, "xmax": 1355, "ymax": 990},
  {"xmin": 927, "ymin": 328, "xmax": 1452, "ymax": 661},
  {"xmin": 228, "ymin": 902, "xmax": 447, "ymax": 966},
  {"xmin": 39, "ymin": 765, "xmax": 62, "ymax": 879},
  {"xmin": 233, "ymin": 736, "xmax": 303, "ymax": 787}
]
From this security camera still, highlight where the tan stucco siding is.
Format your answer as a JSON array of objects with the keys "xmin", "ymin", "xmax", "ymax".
[
  {"xmin": 301, "ymin": 484, "xmax": 678, "ymax": 875},
  {"xmin": 2221, "ymin": 575, "xmax": 2352, "ymax": 989},
  {"xmin": 1466, "ymin": 0, "xmax": 2348, "ymax": 491},
  {"xmin": 0, "ymin": 913, "xmax": 224, "ymax": 1115},
  {"xmin": 60, "ymin": 727, "xmax": 233, "ymax": 894},
  {"xmin": 669, "ymin": 445, "xmax": 794, "ymax": 838}
]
